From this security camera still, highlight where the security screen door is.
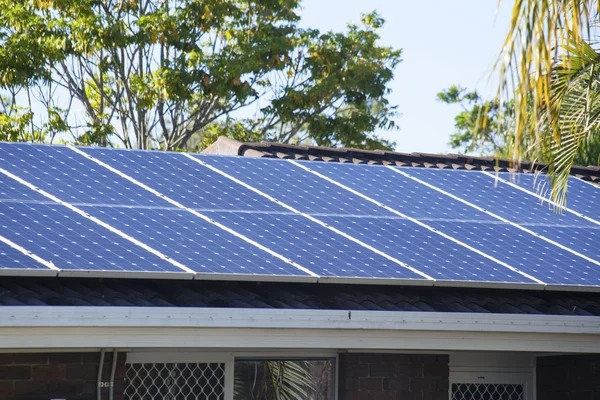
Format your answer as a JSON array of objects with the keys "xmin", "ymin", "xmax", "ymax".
[
  {"xmin": 450, "ymin": 371, "xmax": 532, "ymax": 400},
  {"xmin": 451, "ymin": 383, "xmax": 524, "ymax": 400}
]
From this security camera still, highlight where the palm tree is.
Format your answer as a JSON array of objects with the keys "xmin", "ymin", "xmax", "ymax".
[{"xmin": 497, "ymin": 1, "xmax": 600, "ymax": 206}]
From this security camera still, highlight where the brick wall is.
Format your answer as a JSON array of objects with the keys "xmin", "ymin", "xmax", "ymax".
[
  {"xmin": 537, "ymin": 354, "xmax": 600, "ymax": 400},
  {"xmin": 338, "ymin": 353, "xmax": 449, "ymax": 400},
  {"xmin": 0, "ymin": 352, "xmax": 125, "ymax": 400}
]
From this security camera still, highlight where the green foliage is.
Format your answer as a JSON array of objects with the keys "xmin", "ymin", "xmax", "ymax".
[
  {"xmin": 0, "ymin": 0, "xmax": 400, "ymax": 151},
  {"xmin": 187, "ymin": 119, "xmax": 265, "ymax": 151},
  {"xmin": 439, "ymin": 83, "xmax": 600, "ymax": 183},
  {"xmin": 257, "ymin": 12, "xmax": 400, "ymax": 149},
  {"xmin": 540, "ymin": 34, "xmax": 600, "ymax": 204},
  {"xmin": 0, "ymin": 94, "xmax": 63, "ymax": 143},
  {"xmin": 0, "ymin": 102, "xmax": 36, "ymax": 142},
  {"xmin": 437, "ymin": 85, "xmax": 513, "ymax": 156},
  {"xmin": 495, "ymin": 0, "xmax": 600, "ymax": 205}
]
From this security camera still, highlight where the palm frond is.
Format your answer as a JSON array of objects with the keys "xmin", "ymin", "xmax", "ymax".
[
  {"xmin": 234, "ymin": 359, "xmax": 333, "ymax": 400},
  {"xmin": 496, "ymin": 0, "xmax": 600, "ymax": 205},
  {"xmin": 267, "ymin": 361, "xmax": 314, "ymax": 400},
  {"xmin": 542, "ymin": 33, "xmax": 600, "ymax": 208}
]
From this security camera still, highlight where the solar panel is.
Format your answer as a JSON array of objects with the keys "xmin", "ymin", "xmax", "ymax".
[
  {"xmin": 77, "ymin": 148, "xmax": 287, "ymax": 212},
  {"xmin": 0, "ymin": 238, "xmax": 54, "ymax": 273},
  {"xmin": 204, "ymin": 211, "xmax": 428, "ymax": 281},
  {"xmin": 0, "ymin": 179, "xmax": 50, "ymax": 204},
  {"xmin": 74, "ymin": 147, "xmax": 417, "ymax": 280},
  {"xmin": 403, "ymin": 168, "xmax": 594, "ymax": 227},
  {"xmin": 316, "ymin": 215, "xmax": 538, "ymax": 284},
  {"xmin": 197, "ymin": 155, "xmax": 394, "ymax": 217},
  {"xmin": 293, "ymin": 162, "xmax": 540, "ymax": 285},
  {"xmin": 294, "ymin": 161, "xmax": 600, "ymax": 287},
  {"xmin": 82, "ymin": 206, "xmax": 313, "ymax": 278},
  {"xmin": 495, "ymin": 172, "xmax": 600, "ymax": 222},
  {"xmin": 307, "ymin": 162, "xmax": 495, "ymax": 221},
  {"xmin": 0, "ymin": 143, "xmax": 171, "ymax": 207},
  {"xmin": 326, "ymin": 163, "xmax": 600, "ymax": 287},
  {"xmin": 0, "ymin": 201, "xmax": 184, "ymax": 276},
  {"xmin": 563, "ymin": 177, "xmax": 600, "ymax": 221},
  {"xmin": 521, "ymin": 225, "xmax": 600, "ymax": 262},
  {"xmin": 0, "ymin": 143, "xmax": 315, "ymax": 280},
  {"xmin": 426, "ymin": 220, "xmax": 600, "ymax": 287},
  {"xmin": 396, "ymin": 168, "xmax": 600, "ymax": 284}
]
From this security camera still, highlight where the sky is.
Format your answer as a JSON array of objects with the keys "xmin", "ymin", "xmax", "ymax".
[{"xmin": 299, "ymin": 0, "xmax": 512, "ymax": 154}]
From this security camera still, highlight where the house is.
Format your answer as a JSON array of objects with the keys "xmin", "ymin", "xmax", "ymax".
[{"xmin": 0, "ymin": 138, "xmax": 599, "ymax": 400}]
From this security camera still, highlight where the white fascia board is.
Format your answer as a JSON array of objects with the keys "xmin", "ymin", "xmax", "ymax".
[
  {"xmin": 1, "ymin": 307, "xmax": 599, "ymax": 335},
  {"xmin": 2, "ymin": 327, "xmax": 600, "ymax": 353}
]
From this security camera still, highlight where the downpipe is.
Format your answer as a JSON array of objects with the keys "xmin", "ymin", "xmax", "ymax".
[
  {"xmin": 109, "ymin": 349, "xmax": 118, "ymax": 400},
  {"xmin": 97, "ymin": 349, "xmax": 105, "ymax": 400}
]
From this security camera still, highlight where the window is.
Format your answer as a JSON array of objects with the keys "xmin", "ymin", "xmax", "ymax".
[
  {"xmin": 124, "ymin": 353, "xmax": 336, "ymax": 400},
  {"xmin": 234, "ymin": 359, "xmax": 335, "ymax": 400}
]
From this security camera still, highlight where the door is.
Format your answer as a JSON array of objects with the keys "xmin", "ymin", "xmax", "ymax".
[{"xmin": 450, "ymin": 371, "xmax": 533, "ymax": 400}]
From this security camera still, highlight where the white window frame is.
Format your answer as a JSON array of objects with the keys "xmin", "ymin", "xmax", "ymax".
[{"xmin": 125, "ymin": 350, "xmax": 338, "ymax": 400}]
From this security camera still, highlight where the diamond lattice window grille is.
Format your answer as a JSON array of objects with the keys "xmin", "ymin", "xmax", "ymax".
[
  {"xmin": 452, "ymin": 383, "xmax": 524, "ymax": 400},
  {"xmin": 125, "ymin": 362, "xmax": 225, "ymax": 400}
]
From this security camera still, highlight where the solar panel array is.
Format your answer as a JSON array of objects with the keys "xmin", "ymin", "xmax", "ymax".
[{"xmin": 1, "ymin": 142, "xmax": 599, "ymax": 291}]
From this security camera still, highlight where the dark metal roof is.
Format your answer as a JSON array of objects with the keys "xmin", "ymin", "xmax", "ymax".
[
  {"xmin": 202, "ymin": 137, "xmax": 600, "ymax": 184},
  {"xmin": 1, "ymin": 277, "xmax": 600, "ymax": 316}
]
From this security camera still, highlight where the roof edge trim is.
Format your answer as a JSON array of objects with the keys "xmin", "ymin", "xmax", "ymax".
[{"xmin": 1, "ymin": 307, "xmax": 599, "ymax": 335}]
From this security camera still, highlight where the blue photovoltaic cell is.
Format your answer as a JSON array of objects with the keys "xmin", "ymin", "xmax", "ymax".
[
  {"xmin": 401, "ymin": 169, "xmax": 600, "ymax": 266},
  {"xmin": 0, "ymin": 240, "xmax": 50, "ymax": 270},
  {"xmin": 0, "ymin": 143, "xmax": 172, "ymax": 207},
  {"xmin": 0, "ymin": 174, "xmax": 49, "ymax": 203},
  {"xmin": 496, "ymin": 172, "xmax": 600, "ymax": 222},
  {"xmin": 197, "ymin": 156, "xmax": 394, "ymax": 217},
  {"xmin": 80, "ymin": 206, "xmax": 310, "ymax": 276},
  {"xmin": 317, "ymin": 216, "xmax": 536, "ymax": 283},
  {"xmin": 426, "ymin": 220, "xmax": 600, "ymax": 286},
  {"xmin": 78, "ymin": 147, "xmax": 288, "ymax": 212},
  {"xmin": 403, "ymin": 168, "xmax": 596, "ymax": 228},
  {"xmin": 0, "ymin": 201, "xmax": 181, "ymax": 273},
  {"xmin": 308, "ymin": 162, "xmax": 495, "ymax": 222},
  {"xmin": 203, "ymin": 211, "xmax": 427, "ymax": 280},
  {"xmin": 524, "ymin": 225, "xmax": 600, "ymax": 262},
  {"xmin": 563, "ymin": 178, "xmax": 600, "ymax": 221}
]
